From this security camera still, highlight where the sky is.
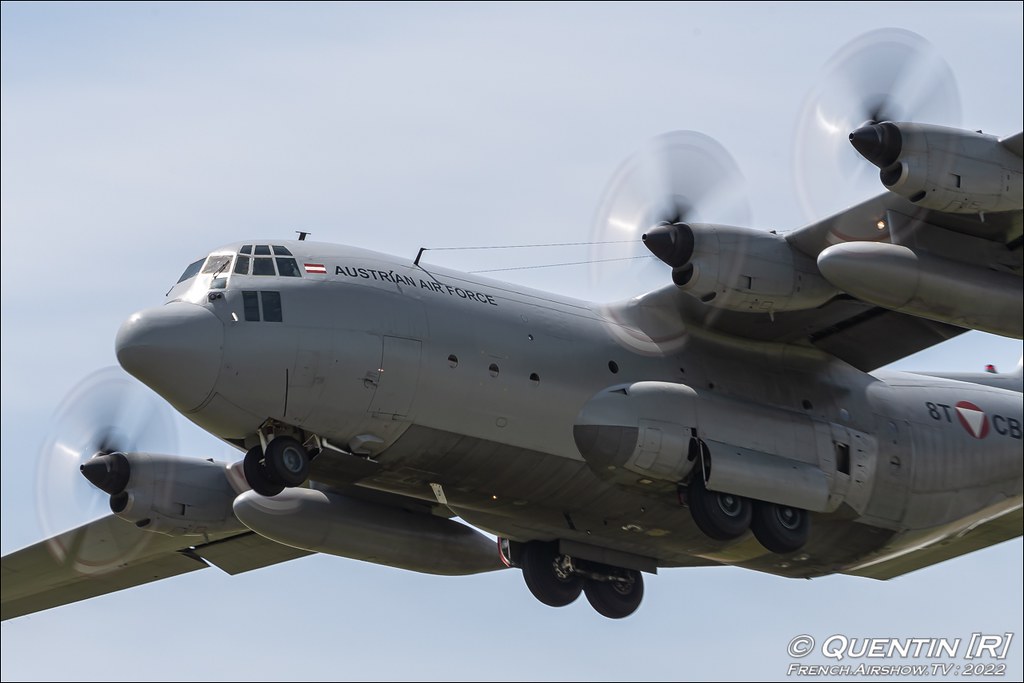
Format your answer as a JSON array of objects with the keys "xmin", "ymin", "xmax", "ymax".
[{"xmin": 2, "ymin": 2, "xmax": 1022, "ymax": 681}]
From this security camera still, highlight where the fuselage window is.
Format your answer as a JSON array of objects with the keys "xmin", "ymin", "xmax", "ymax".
[
  {"xmin": 262, "ymin": 291, "xmax": 283, "ymax": 322},
  {"xmin": 276, "ymin": 258, "xmax": 301, "ymax": 277},
  {"xmin": 234, "ymin": 255, "xmax": 251, "ymax": 275},
  {"xmin": 240, "ymin": 245, "xmax": 253, "ymax": 255},
  {"xmin": 253, "ymin": 257, "xmax": 276, "ymax": 276},
  {"xmin": 243, "ymin": 291, "xmax": 260, "ymax": 321},
  {"xmin": 254, "ymin": 245, "xmax": 271, "ymax": 256},
  {"xmin": 176, "ymin": 258, "xmax": 204, "ymax": 284},
  {"xmin": 272, "ymin": 245, "xmax": 293, "ymax": 256}
]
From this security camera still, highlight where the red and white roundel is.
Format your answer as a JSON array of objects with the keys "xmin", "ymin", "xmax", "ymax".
[{"xmin": 955, "ymin": 401, "xmax": 990, "ymax": 439}]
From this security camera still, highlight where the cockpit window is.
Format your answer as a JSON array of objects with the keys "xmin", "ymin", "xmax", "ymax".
[
  {"xmin": 254, "ymin": 245, "xmax": 271, "ymax": 256},
  {"xmin": 202, "ymin": 255, "xmax": 233, "ymax": 275},
  {"xmin": 276, "ymin": 257, "xmax": 301, "ymax": 277},
  {"xmin": 272, "ymin": 245, "xmax": 292, "ymax": 256},
  {"xmin": 240, "ymin": 245, "xmax": 253, "ymax": 255},
  {"xmin": 176, "ymin": 258, "xmax": 205, "ymax": 284},
  {"xmin": 253, "ymin": 257, "xmax": 276, "ymax": 276},
  {"xmin": 234, "ymin": 255, "xmax": 251, "ymax": 275}
]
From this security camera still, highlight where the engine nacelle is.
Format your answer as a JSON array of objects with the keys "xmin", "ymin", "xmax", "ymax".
[
  {"xmin": 642, "ymin": 222, "xmax": 835, "ymax": 313},
  {"xmin": 850, "ymin": 122, "xmax": 1023, "ymax": 214},
  {"xmin": 82, "ymin": 452, "xmax": 247, "ymax": 536}
]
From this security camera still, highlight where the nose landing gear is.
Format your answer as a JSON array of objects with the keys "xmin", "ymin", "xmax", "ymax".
[
  {"xmin": 517, "ymin": 541, "xmax": 645, "ymax": 619},
  {"xmin": 242, "ymin": 434, "xmax": 312, "ymax": 496}
]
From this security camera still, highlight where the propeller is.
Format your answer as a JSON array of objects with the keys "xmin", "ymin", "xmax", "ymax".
[
  {"xmin": 792, "ymin": 28, "xmax": 962, "ymax": 220},
  {"xmin": 34, "ymin": 366, "xmax": 177, "ymax": 572},
  {"xmin": 588, "ymin": 130, "xmax": 751, "ymax": 299}
]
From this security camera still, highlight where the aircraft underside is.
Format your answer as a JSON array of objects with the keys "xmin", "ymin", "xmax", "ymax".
[{"xmin": 343, "ymin": 424, "xmax": 899, "ymax": 580}]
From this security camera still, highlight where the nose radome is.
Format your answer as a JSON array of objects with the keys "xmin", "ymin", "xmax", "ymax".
[{"xmin": 116, "ymin": 303, "xmax": 224, "ymax": 412}]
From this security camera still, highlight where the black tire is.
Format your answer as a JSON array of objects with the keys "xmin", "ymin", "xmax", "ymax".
[
  {"xmin": 751, "ymin": 501, "xmax": 810, "ymax": 554},
  {"xmin": 243, "ymin": 446, "xmax": 285, "ymax": 497},
  {"xmin": 687, "ymin": 476, "xmax": 752, "ymax": 541},
  {"xmin": 583, "ymin": 571, "xmax": 644, "ymax": 619},
  {"xmin": 264, "ymin": 437, "xmax": 310, "ymax": 487},
  {"xmin": 521, "ymin": 542, "xmax": 582, "ymax": 607}
]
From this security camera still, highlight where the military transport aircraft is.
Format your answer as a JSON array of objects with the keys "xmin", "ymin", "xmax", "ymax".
[{"xmin": 2, "ymin": 29, "xmax": 1022, "ymax": 621}]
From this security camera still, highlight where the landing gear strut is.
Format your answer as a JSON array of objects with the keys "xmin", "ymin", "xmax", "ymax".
[{"xmin": 242, "ymin": 435, "xmax": 311, "ymax": 496}]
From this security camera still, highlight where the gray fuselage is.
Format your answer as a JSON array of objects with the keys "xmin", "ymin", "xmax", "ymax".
[{"xmin": 131, "ymin": 240, "xmax": 1023, "ymax": 579}]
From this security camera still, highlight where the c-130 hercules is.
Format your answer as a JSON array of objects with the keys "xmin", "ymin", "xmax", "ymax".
[{"xmin": 3, "ymin": 28, "xmax": 1021, "ymax": 620}]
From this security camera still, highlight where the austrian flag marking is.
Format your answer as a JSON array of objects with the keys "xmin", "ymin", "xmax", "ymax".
[
  {"xmin": 304, "ymin": 263, "xmax": 327, "ymax": 274},
  {"xmin": 955, "ymin": 400, "xmax": 990, "ymax": 439}
]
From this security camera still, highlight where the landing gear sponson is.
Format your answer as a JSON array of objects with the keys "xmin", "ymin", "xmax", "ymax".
[{"xmin": 503, "ymin": 540, "xmax": 646, "ymax": 619}]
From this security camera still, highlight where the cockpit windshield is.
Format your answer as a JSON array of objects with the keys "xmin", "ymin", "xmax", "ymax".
[
  {"xmin": 167, "ymin": 244, "xmax": 300, "ymax": 302},
  {"xmin": 167, "ymin": 252, "xmax": 235, "ymax": 301},
  {"xmin": 176, "ymin": 258, "xmax": 205, "ymax": 284},
  {"xmin": 202, "ymin": 255, "xmax": 232, "ymax": 276}
]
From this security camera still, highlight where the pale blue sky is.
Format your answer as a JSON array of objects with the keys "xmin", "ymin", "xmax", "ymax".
[{"xmin": 2, "ymin": 3, "xmax": 1022, "ymax": 680}]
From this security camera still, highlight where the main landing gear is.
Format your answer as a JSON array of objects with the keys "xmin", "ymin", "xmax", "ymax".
[
  {"xmin": 243, "ymin": 435, "xmax": 312, "ymax": 496},
  {"xmin": 683, "ymin": 476, "xmax": 811, "ymax": 553},
  {"xmin": 517, "ymin": 541, "xmax": 645, "ymax": 619}
]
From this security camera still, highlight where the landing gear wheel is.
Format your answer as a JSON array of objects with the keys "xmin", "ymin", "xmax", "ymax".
[
  {"xmin": 751, "ymin": 501, "xmax": 810, "ymax": 553},
  {"xmin": 521, "ymin": 542, "xmax": 582, "ymax": 607},
  {"xmin": 687, "ymin": 476, "xmax": 752, "ymax": 541},
  {"xmin": 243, "ymin": 446, "xmax": 284, "ymax": 497},
  {"xmin": 583, "ymin": 570, "xmax": 644, "ymax": 619},
  {"xmin": 264, "ymin": 437, "xmax": 310, "ymax": 487}
]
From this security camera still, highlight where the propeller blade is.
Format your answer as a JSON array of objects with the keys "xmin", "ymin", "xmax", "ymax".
[
  {"xmin": 34, "ymin": 366, "xmax": 177, "ymax": 571},
  {"xmin": 792, "ymin": 28, "xmax": 961, "ymax": 220},
  {"xmin": 588, "ymin": 130, "xmax": 750, "ymax": 298}
]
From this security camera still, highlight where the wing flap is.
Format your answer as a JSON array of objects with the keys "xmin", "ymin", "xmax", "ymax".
[{"xmin": 193, "ymin": 531, "xmax": 313, "ymax": 575}]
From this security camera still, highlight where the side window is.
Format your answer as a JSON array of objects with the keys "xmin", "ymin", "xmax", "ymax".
[
  {"xmin": 254, "ymin": 245, "xmax": 271, "ymax": 256},
  {"xmin": 276, "ymin": 258, "xmax": 301, "ymax": 277},
  {"xmin": 241, "ymin": 291, "xmax": 283, "ymax": 322},
  {"xmin": 262, "ymin": 291, "xmax": 283, "ymax": 322},
  {"xmin": 253, "ymin": 257, "xmax": 276, "ymax": 276},
  {"xmin": 234, "ymin": 255, "xmax": 251, "ymax": 275},
  {"xmin": 243, "ymin": 291, "xmax": 260, "ymax": 321},
  {"xmin": 272, "ymin": 245, "xmax": 293, "ymax": 256}
]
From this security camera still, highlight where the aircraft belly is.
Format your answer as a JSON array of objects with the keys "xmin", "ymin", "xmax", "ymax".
[{"xmin": 354, "ymin": 424, "xmax": 897, "ymax": 578}]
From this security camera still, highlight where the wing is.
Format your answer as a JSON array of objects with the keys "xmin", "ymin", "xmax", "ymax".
[
  {"xmin": 609, "ymin": 184, "xmax": 1022, "ymax": 371},
  {"xmin": 841, "ymin": 498, "xmax": 1023, "ymax": 580},
  {"xmin": 1, "ymin": 514, "xmax": 311, "ymax": 621}
]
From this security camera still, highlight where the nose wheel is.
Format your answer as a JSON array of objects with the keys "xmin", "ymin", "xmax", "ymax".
[
  {"xmin": 517, "ymin": 541, "xmax": 645, "ymax": 618},
  {"xmin": 583, "ymin": 570, "xmax": 644, "ymax": 620},
  {"xmin": 242, "ymin": 436, "xmax": 311, "ymax": 496},
  {"xmin": 520, "ymin": 542, "xmax": 583, "ymax": 607}
]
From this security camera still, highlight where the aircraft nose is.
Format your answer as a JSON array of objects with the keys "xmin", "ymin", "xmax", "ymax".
[{"xmin": 116, "ymin": 303, "xmax": 224, "ymax": 412}]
